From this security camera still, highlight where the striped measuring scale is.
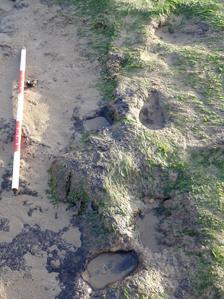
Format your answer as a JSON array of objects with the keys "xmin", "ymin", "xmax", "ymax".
[{"xmin": 12, "ymin": 47, "xmax": 26, "ymax": 193}]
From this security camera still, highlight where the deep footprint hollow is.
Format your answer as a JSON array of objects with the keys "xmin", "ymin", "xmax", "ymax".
[
  {"xmin": 82, "ymin": 251, "xmax": 138, "ymax": 289},
  {"xmin": 139, "ymin": 89, "xmax": 167, "ymax": 130}
]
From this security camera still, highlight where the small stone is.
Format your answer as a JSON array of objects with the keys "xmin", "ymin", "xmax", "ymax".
[
  {"xmin": 48, "ymin": 245, "xmax": 58, "ymax": 252},
  {"xmin": 50, "ymin": 259, "xmax": 60, "ymax": 269},
  {"xmin": 25, "ymin": 79, "xmax": 38, "ymax": 89},
  {"xmin": 58, "ymin": 250, "xmax": 66, "ymax": 259},
  {"xmin": 30, "ymin": 245, "xmax": 39, "ymax": 255},
  {"xmin": 87, "ymin": 287, "xmax": 92, "ymax": 294}
]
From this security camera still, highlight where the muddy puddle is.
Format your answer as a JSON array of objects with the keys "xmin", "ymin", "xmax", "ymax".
[
  {"xmin": 136, "ymin": 209, "xmax": 159, "ymax": 252},
  {"xmin": 82, "ymin": 251, "xmax": 138, "ymax": 289},
  {"xmin": 83, "ymin": 116, "xmax": 111, "ymax": 131}
]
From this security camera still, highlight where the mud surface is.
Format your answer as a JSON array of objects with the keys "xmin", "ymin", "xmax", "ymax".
[
  {"xmin": 0, "ymin": 0, "xmax": 101, "ymax": 297},
  {"xmin": 156, "ymin": 16, "xmax": 210, "ymax": 45},
  {"xmin": 136, "ymin": 209, "xmax": 159, "ymax": 252}
]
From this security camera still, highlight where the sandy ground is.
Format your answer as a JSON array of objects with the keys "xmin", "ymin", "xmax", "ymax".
[{"xmin": 0, "ymin": 0, "xmax": 101, "ymax": 298}]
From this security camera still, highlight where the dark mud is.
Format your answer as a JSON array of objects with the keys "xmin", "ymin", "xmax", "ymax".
[{"xmin": 139, "ymin": 89, "xmax": 167, "ymax": 130}]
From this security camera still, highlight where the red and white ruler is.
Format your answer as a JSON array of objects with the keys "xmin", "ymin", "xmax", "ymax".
[{"xmin": 12, "ymin": 47, "xmax": 26, "ymax": 192}]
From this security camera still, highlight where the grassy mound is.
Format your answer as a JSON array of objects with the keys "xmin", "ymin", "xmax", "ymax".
[{"xmin": 52, "ymin": 0, "xmax": 224, "ymax": 297}]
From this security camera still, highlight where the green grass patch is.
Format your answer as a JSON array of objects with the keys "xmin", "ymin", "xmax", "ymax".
[
  {"xmin": 54, "ymin": 0, "xmax": 224, "ymax": 296},
  {"xmin": 47, "ymin": 170, "xmax": 59, "ymax": 205},
  {"xmin": 67, "ymin": 185, "xmax": 90, "ymax": 213}
]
